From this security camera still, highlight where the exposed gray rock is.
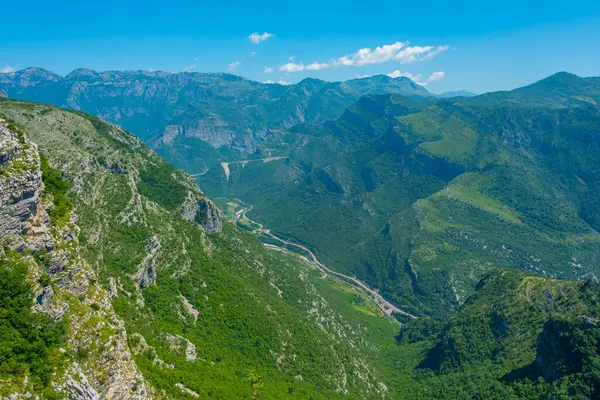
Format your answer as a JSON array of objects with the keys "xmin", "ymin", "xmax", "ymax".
[
  {"xmin": 197, "ymin": 197, "xmax": 222, "ymax": 234},
  {"xmin": 34, "ymin": 283, "xmax": 68, "ymax": 321},
  {"xmin": 0, "ymin": 119, "xmax": 44, "ymax": 242},
  {"xmin": 48, "ymin": 248, "xmax": 71, "ymax": 274},
  {"xmin": 185, "ymin": 340, "xmax": 197, "ymax": 362},
  {"xmin": 0, "ymin": 120, "xmax": 155, "ymax": 399},
  {"xmin": 135, "ymin": 236, "xmax": 160, "ymax": 289},
  {"xmin": 181, "ymin": 295, "xmax": 199, "ymax": 322},
  {"xmin": 176, "ymin": 383, "xmax": 200, "ymax": 398},
  {"xmin": 180, "ymin": 192, "xmax": 222, "ymax": 234},
  {"xmin": 0, "ymin": 89, "xmax": 6, "ymax": 98},
  {"xmin": 108, "ymin": 277, "xmax": 118, "ymax": 298},
  {"xmin": 163, "ymin": 333, "xmax": 197, "ymax": 362},
  {"xmin": 138, "ymin": 265, "xmax": 156, "ymax": 289},
  {"xmin": 56, "ymin": 366, "xmax": 101, "ymax": 400},
  {"xmin": 36, "ymin": 285, "xmax": 54, "ymax": 309}
]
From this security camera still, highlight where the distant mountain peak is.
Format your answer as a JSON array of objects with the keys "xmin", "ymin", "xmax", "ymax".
[
  {"xmin": 549, "ymin": 71, "xmax": 579, "ymax": 79},
  {"xmin": 535, "ymin": 71, "xmax": 582, "ymax": 85},
  {"xmin": 438, "ymin": 90, "xmax": 477, "ymax": 98},
  {"xmin": 299, "ymin": 77, "xmax": 326, "ymax": 84},
  {"xmin": 65, "ymin": 68, "xmax": 100, "ymax": 80},
  {"xmin": 15, "ymin": 67, "xmax": 61, "ymax": 78},
  {"xmin": 462, "ymin": 71, "xmax": 600, "ymax": 108}
]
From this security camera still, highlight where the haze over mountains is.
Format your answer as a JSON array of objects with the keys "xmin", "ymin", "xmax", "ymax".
[{"xmin": 2, "ymin": 67, "xmax": 600, "ymax": 398}]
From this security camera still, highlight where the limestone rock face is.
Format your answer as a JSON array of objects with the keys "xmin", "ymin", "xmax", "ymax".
[
  {"xmin": 197, "ymin": 197, "xmax": 223, "ymax": 234},
  {"xmin": 0, "ymin": 120, "xmax": 155, "ymax": 399},
  {"xmin": 0, "ymin": 119, "xmax": 44, "ymax": 243},
  {"xmin": 181, "ymin": 192, "xmax": 222, "ymax": 234},
  {"xmin": 0, "ymin": 89, "xmax": 7, "ymax": 98}
]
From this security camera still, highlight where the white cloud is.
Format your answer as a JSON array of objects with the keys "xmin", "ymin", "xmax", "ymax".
[
  {"xmin": 396, "ymin": 45, "xmax": 448, "ymax": 64},
  {"xmin": 387, "ymin": 69, "xmax": 423, "ymax": 84},
  {"xmin": 250, "ymin": 51, "xmax": 256, "ymax": 56},
  {"xmin": 277, "ymin": 41, "xmax": 448, "ymax": 73},
  {"xmin": 249, "ymin": 32, "xmax": 274, "ymax": 44},
  {"xmin": 333, "ymin": 41, "xmax": 406, "ymax": 67},
  {"xmin": 306, "ymin": 62, "xmax": 330, "ymax": 71},
  {"xmin": 264, "ymin": 66, "xmax": 274, "ymax": 73},
  {"xmin": 263, "ymin": 79, "xmax": 292, "ymax": 85},
  {"xmin": 423, "ymin": 45, "xmax": 449, "ymax": 61},
  {"xmin": 279, "ymin": 62, "xmax": 305, "ymax": 73},
  {"xmin": 183, "ymin": 57, "xmax": 198, "ymax": 72},
  {"xmin": 2, "ymin": 65, "xmax": 15, "ymax": 73},
  {"xmin": 228, "ymin": 61, "xmax": 241, "ymax": 72},
  {"xmin": 427, "ymin": 71, "xmax": 446, "ymax": 82},
  {"xmin": 386, "ymin": 69, "xmax": 446, "ymax": 86}
]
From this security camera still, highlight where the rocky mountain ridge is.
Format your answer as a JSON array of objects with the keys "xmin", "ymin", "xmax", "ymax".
[{"xmin": 0, "ymin": 67, "xmax": 432, "ymax": 162}]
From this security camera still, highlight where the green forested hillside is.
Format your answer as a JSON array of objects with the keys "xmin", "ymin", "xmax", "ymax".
[
  {"xmin": 0, "ymin": 99, "xmax": 414, "ymax": 398},
  {"xmin": 395, "ymin": 270, "xmax": 600, "ymax": 399},
  {"xmin": 197, "ymin": 74, "xmax": 600, "ymax": 318},
  {"xmin": 466, "ymin": 72, "xmax": 600, "ymax": 108}
]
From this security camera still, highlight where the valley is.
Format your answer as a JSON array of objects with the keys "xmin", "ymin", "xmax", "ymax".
[
  {"xmin": 0, "ymin": 99, "xmax": 411, "ymax": 399},
  {"xmin": 3, "ymin": 0, "xmax": 600, "ymax": 396},
  {"xmin": 228, "ymin": 200, "xmax": 416, "ymax": 318},
  {"xmin": 195, "ymin": 75, "xmax": 600, "ymax": 319}
]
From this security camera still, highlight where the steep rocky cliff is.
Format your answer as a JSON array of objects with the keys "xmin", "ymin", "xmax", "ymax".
[
  {"xmin": 180, "ymin": 193, "xmax": 222, "ymax": 234},
  {"xmin": 0, "ymin": 118, "xmax": 153, "ymax": 398},
  {"xmin": 0, "ymin": 120, "xmax": 43, "ymax": 243}
]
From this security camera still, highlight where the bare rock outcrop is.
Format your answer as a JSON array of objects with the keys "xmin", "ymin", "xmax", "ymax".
[
  {"xmin": 0, "ymin": 119, "xmax": 45, "ymax": 244},
  {"xmin": 181, "ymin": 192, "xmax": 222, "ymax": 234},
  {"xmin": 0, "ymin": 121, "xmax": 155, "ymax": 399}
]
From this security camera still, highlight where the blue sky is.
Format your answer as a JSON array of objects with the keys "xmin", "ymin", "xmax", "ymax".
[{"xmin": 2, "ymin": 0, "xmax": 600, "ymax": 94}]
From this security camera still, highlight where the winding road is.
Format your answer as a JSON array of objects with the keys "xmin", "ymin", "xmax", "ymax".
[{"xmin": 234, "ymin": 205, "xmax": 417, "ymax": 319}]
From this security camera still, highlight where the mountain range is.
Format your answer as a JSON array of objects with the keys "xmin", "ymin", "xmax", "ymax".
[
  {"xmin": 2, "ymin": 69, "xmax": 600, "ymax": 398},
  {"xmin": 0, "ymin": 68, "xmax": 431, "ymax": 167}
]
